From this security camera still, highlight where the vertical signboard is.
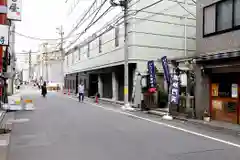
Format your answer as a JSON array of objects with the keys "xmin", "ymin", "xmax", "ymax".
[
  {"xmin": 7, "ymin": 0, "xmax": 22, "ymax": 21},
  {"xmin": 161, "ymin": 56, "xmax": 170, "ymax": 85},
  {"xmin": 147, "ymin": 60, "xmax": 156, "ymax": 93},
  {"xmin": 170, "ymin": 74, "xmax": 180, "ymax": 105}
]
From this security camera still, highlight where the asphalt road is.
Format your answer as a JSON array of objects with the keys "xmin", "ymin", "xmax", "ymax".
[{"xmin": 8, "ymin": 88, "xmax": 240, "ymax": 160}]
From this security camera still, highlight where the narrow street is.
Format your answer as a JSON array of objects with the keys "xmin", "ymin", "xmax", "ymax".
[{"xmin": 7, "ymin": 88, "xmax": 240, "ymax": 160}]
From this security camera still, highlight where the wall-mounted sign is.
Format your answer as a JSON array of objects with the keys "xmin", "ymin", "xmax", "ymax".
[
  {"xmin": 212, "ymin": 100, "xmax": 222, "ymax": 110},
  {"xmin": 7, "ymin": 0, "xmax": 22, "ymax": 21},
  {"xmin": 211, "ymin": 83, "xmax": 218, "ymax": 97},
  {"xmin": 231, "ymin": 84, "xmax": 238, "ymax": 98},
  {"xmin": 0, "ymin": 25, "xmax": 9, "ymax": 46},
  {"xmin": 170, "ymin": 74, "xmax": 180, "ymax": 105}
]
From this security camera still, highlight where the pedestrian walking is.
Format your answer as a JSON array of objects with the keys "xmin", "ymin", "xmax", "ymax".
[{"xmin": 78, "ymin": 82, "xmax": 85, "ymax": 102}]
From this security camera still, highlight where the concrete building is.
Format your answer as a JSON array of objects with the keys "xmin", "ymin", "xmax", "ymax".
[
  {"xmin": 35, "ymin": 44, "xmax": 63, "ymax": 85},
  {"xmin": 195, "ymin": 0, "xmax": 240, "ymax": 124},
  {"xmin": 64, "ymin": 0, "xmax": 196, "ymax": 102}
]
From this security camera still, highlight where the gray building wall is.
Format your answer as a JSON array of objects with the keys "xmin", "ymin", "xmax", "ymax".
[
  {"xmin": 195, "ymin": 0, "xmax": 240, "ymax": 118},
  {"xmin": 196, "ymin": 0, "xmax": 240, "ymax": 55}
]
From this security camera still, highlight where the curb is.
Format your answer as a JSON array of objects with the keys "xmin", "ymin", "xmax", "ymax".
[
  {"xmin": 148, "ymin": 109, "xmax": 240, "ymax": 137},
  {"xmin": 180, "ymin": 118, "xmax": 240, "ymax": 137}
]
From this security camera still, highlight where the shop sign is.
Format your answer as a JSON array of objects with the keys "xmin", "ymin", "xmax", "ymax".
[
  {"xmin": 211, "ymin": 83, "xmax": 218, "ymax": 97},
  {"xmin": 147, "ymin": 60, "xmax": 156, "ymax": 93},
  {"xmin": 170, "ymin": 74, "xmax": 180, "ymax": 105},
  {"xmin": 231, "ymin": 84, "xmax": 238, "ymax": 98},
  {"xmin": 7, "ymin": 0, "xmax": 22, "ymax": 21},
  {"xmin": 0, "ymin": 25, "xmax": 9, "ymax": 46},
  {"xmin": 161, "ymin": 56, "xmax": 170, "ymax": 85}
]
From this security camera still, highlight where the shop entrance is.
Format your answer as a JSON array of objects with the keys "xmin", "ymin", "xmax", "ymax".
[{"xmin": 210, "ymin": 73, "xmax": 240, "ymax": 124}]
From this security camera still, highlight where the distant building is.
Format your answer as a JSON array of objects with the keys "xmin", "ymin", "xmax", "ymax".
[{"xmin": 34, "ymin": 43, "xmax": 63, "ymax": 85}]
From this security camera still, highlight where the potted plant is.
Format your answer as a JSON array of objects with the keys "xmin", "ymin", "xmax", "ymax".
[{"xmin": 203, "ymin": 109, "xmax": 211, "ymax": 122}]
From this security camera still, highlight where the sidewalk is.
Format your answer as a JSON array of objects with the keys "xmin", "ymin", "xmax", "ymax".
[
  {"xmin": 148, "ymin": 109, "xmax": 240, "ymax": 137},
  {"xmin": 0, "ymin": 112, "xmax": 14, "ymax": 160}
]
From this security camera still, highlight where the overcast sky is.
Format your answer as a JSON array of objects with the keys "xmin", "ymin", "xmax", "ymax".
[{"xmin": 15, "ymin": 0, "xmax": 92, "ymax": 68}]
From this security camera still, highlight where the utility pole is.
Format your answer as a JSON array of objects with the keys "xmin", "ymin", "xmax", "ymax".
[
  {"xmin": 28, "ymin": 50, "xmax": 31, "ymax": 82},
  {"xmin": 57, "ymin": 26, "xmax": 64, "ymax": 90},
  {"xmin": 110, "ymin": 0, "xmax": 131, "ymax": 109},
  {"xmin": 45, "ymin": 46, "xmax": 48, "ymax": 83},
  {"xmin": 123, "ymin": 0, "xmax": 130, "ymax": 108},
  {"xmin": 10, "ymin": 21, "xmax": 16, "ymax": 95}
]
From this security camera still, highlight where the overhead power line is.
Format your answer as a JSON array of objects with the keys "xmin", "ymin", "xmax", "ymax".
[
  {"xmin": 13, "ymin": 31, "xmax": 62, "ymax": 41},
  {"xmin": 65, "ymin": 5, "xmax": 113, "ymax": 49},
  {"xmin": 66, "ymin": 0, "xmax": 98, "ymax": 38}
]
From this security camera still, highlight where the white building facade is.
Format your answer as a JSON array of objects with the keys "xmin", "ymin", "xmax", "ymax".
[
  {"xmin": 64, "ymin": 0, "xmax": 196, "ymax": 101},
  {"xmin": 34, "ymin": 43, "xmax": 63, "ymax": 85}
]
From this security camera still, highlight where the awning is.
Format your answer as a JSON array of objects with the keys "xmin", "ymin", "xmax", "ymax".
[{"xmin": 196, "ymin": 51, "xmax": 240, "ymax": 62}]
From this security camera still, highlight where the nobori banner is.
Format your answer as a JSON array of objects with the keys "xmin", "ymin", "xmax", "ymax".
[
  {"xmin": 170, "ymin": 74, "xmax": 180, "ymax": 105},
  {"xmin": 147, "ymin": 60, "xmax": 157, "ymax": 90},
  {"xmin": 7, "ymin": 0, "xmax": 22, "ymax": 21},
  {"xmin": 161, "ymin": 56, "xmax": 170, "ymax": 85}
]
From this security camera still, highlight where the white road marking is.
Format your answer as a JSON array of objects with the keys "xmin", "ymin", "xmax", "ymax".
[{"xmin": 65, "ymin": 94, "xmax": 240, "ymax": 148}]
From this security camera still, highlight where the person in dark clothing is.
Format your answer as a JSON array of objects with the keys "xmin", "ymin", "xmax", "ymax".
[{"xmin": 41, "ymin": 81, "xmax": 47, "ymax": 97}]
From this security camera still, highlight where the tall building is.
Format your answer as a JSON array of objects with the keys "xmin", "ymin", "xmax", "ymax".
[
  {"xmin": 195, "ymin": 0, "xmax": 240, "ymax": 124},
  {"xmin": 64, "ymin": 0, "xmax": 196, "ymax": 101}
]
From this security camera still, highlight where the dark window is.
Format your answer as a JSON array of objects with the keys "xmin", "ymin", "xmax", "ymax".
[
  {"xmin": 203, "ymin": 5, "xmax": 216, "ymax": 35},
  {"xmin": 99, "ymin": 36, "xmax": 102, "ymax": 53},
  {"xmin": 115, "ymin": 26, "xmax": 119, "ymax": 47},
  {"xmin": 84, "ymin": 79, "xmax": 87, "ymax": 89},
  {"xmin": 78, "ymin": 47, "xmax": 81, "ymax": 60},
  {"xmin": 203, "ymin": 0, "xmax": 240, "ymax": 36},
  {"xmin": 218, "ymin": 83, "xmax": 232, "ymax": 98},
  {"xmin": 216, "ymin": 0, "xmax": 233, "ymax": 31},
  {"xmin": 234, "ymin": 0, "xmax": 240, "ymax": 26}
]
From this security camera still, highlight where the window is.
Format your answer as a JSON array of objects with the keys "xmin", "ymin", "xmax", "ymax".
[
  {"xmin": 234, "ymin": 0, "xmax": 240, "ymax": 26},
  {"xmin": 87, "ymin": 43, "xmax": 90, "ymax": 57},
  {"xmin": 78, "ymin": 47, "xmax": 81, "ymax": 60},
  {"xmin": 204, "ymin": 5, "xmax": 216, "ymax": 35},
  {"xmin": 115, "ymin": 26, "xmax": 119, "ymax": 47},
  {"xmin": 72, "ymin": 53, "xmax": 74, "ymax": 64},
  {"xmin": 216, "ymin": 0, "xmax": 233, "ymax": 31},
  {"xmin": 203, "ymin": 0, "xmax": 240, "ymax": 36},
  {"xmin": 66, "ymin": 55, "xmax": 68, "ymax": 66},
  {"xmin": 99, "ymin": 36, "xmax": 102, "ymax": 53}
]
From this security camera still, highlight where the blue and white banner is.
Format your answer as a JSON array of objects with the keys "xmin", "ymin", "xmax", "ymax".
[
  {"xmin": 147, "ymin": 60, "xmax": 157, "ymax": 91},
  {"xmin": 161, "ymin": 56, "xmax": 170, "ymax": 85},
  {"xmin": 170, "ymin": 74, "xmax": 180, "ymax": 105}
]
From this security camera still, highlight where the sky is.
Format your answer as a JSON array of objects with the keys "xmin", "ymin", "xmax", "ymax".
[
  {"xmin": 15, "ymin": 0, "xmax": 68, "ymax": 68},
  {"xmin": 14, "ymin": 0, "xmax": 94, "ymax": 69}
]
